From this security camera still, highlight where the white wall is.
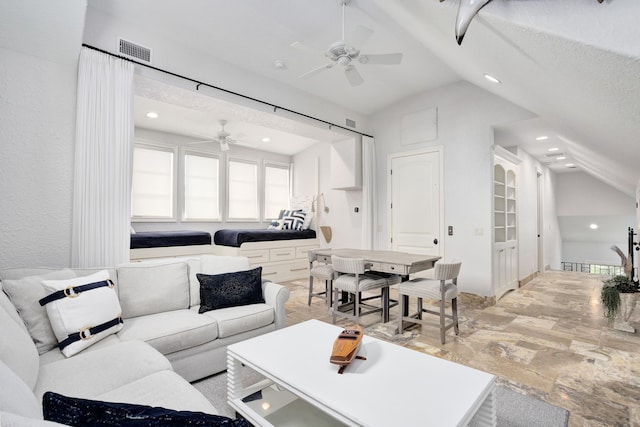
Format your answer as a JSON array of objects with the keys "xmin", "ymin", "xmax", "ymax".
[
  {"xmin": 293, "ymin": 139, "xmax": 363, "ymax": 249},
  {"xmin": 370, "ymin": 81, "xmax": 535, "ymax": 296},
  {"xmin": 542, "ymin": 171, "xmax": 563, "ymax": 270},
  {"xmin": 556, "ymin": 172, "xmax": 635, "ymax": 265},
  {"xmin": 0, "ymin": 1, "xmax": 86, "ymax": 267},
  {"xmin": 82, "ymin": 6, "xmax": 370, "ymax": 138}
]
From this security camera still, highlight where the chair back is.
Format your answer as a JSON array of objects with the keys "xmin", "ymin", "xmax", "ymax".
[
  {"xmin": 434, "ymin": 261, "xmax": 462, "ymax": 281},
  {"xmin": 308, "ymin": 251, "xmax": 318, "ymax": 262},
  {"xmin": 331, "ymin": 255, "xmax": 366, "ymax": 275}
]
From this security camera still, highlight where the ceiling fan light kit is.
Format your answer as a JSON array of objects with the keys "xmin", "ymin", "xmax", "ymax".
[{"xmin": 293, "ymin": 0, "xmax": 403, "ymax": 87}]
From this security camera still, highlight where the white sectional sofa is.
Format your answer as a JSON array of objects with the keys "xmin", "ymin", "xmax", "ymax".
[{"xmin": 0, "ymin": 255, "xmax": 290, "ymax": 426}]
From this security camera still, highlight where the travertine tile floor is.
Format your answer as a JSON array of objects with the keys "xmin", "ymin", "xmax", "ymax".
[{"xmin": 283, "ymin": 271, "xmax": 640, "ymax": 427}]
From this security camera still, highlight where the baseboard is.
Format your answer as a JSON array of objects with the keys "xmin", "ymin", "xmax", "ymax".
[{"xmin": 519, "ymin": 271, "xmax": 539, "ymax": 287}]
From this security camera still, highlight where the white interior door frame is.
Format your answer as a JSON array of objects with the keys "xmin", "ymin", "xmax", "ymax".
[{"xmin": 386, "ymin": 146, "xmax": 444, "ymax": 257}]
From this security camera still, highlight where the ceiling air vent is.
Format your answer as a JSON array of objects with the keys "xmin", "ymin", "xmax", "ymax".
[
  {"xmin": 118, "ymin": 38, "xmax": 152, "ymax": 63},
  {"xmin": 345, "ymin": 118, "xmax": 356, "ymax": 128},
  {"xmin": 544, "ymin": 152, "xmax": 565, "ymax": 157}
]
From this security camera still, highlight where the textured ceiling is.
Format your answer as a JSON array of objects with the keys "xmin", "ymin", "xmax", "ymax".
[{"xmin": 87, "ymin": 0, "xmax": 640, "ymax": 195}]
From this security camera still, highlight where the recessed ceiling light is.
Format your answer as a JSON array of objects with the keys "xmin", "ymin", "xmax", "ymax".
[
  {"xmin": 262, "ymin": 137, "xmax": 271, "ymax": 142},
  {"xmin": 556, "ymin": 156, "xmax": 566, "ymax": 160},
  {"xmin": 589, "ymin": 224, "xmax": 598, "ymax": 230},
  {"xmin": 484, "ymin": 74, "xmax": 501, "ymax": 84},
  {"xmin": 565, "ymin": 163, "xmax": 575, "ymax": 167},
  {"xmin": 146, "ymin": 112, "xmax": 158, "ymax": 119},
  {"xmin": 548, "ymin": 147, "xmax": 559, "ymax": 152},
  {"xmin": 536, "ymin": 136, "xmax": 548, "ymax": 141}
]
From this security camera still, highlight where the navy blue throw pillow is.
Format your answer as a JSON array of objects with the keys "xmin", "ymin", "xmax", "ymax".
[
  {"xmin": 42, "ymin": 392, "xmax": 249, "ymax": 426},
  {"xmin": 197, "ymin": 267, "xmax": 264, "ymax": 313}
]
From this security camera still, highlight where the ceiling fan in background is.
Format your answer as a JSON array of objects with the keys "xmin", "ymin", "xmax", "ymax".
[
  {"xmin": 188, "ymin": 119, "xmax": 237, "ymax": 151},
  {"xmin": 292, "ymin": 0, "xmax": 403, "ymax": 87}
]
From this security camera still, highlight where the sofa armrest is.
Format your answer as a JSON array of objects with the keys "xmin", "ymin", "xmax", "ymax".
[{"xmin": 261, "ymin": 281, "xmax": 290, "ymax": 330}]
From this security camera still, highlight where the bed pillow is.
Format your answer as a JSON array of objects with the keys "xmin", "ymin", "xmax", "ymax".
[
  {"xmin": 43, "ymin": 392, "xmax": 249, "ymax": 427},
  {"xmin": 197, "ymin": 267, "xmax": 264, "ymax": 313},
  {"xmin": 40, "ymin": 270, "xmax": 123, "ymax": 357},
  {"xmin": 282, "ymin": 210, "xmax": 306, "ymax": 231},
  {"xmin": 267, "ymin": 219, "xmax": 283, "ymax": 230},
  {"xmin": 302, "ymin": 211, "xmax": 313, "ymax": 230}
]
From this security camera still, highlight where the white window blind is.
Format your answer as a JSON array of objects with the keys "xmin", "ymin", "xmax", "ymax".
[
  {"xmin": 131, "ymin": 146, "xmax": 174, "ymax": 219},
  {"xmin": 228, "ymin": 159, "xmax": 258, "ymax": 220},
  {"xmin": 184, "ymin": 153, "xmax": 220, "ymax": 220},
  {"xmin": 264, "ymin": 164, "xmax": 290, "ymax": 219}
]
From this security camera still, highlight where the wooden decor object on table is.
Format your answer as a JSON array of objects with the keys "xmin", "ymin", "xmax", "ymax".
[{"xmin": 330, "ymin": 324, "xmax": 366, "ymax": 374}]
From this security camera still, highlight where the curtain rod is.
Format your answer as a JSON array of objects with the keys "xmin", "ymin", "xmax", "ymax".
[{"xmin": 82, "ymin": 44, "xmax": 372, "ymax": 138}]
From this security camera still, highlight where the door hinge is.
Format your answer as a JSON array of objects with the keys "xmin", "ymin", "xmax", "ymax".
[
  {"xmin": 390, "ymin": 203, "xmax": 393, "ymax": 209},
  {"xmin": 390, "ymin": 169, "xmax": 393, "ymax": 175},
  {"xmin": 390, "ymin": 237, "xmax": 393, "ymax": 243}
]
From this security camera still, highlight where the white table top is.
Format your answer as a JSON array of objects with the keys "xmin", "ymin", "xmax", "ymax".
[{"xmin": 227, "ymin": 319, "xmax": 495, "ymax": 427}]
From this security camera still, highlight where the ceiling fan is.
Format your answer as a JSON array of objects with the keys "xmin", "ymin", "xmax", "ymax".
[
  {"xmin": 188, "ymin": 119, "xmax": 236, "ymax": 151},
  {"xmin": 292, "ymin": 0, "xmax": 403, "ymax": 87}
]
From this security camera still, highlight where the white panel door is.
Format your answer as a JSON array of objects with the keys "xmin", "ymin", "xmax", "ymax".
[{"xmin": 389, "ymin": 150, "xmax": 441, "ymax": 257}]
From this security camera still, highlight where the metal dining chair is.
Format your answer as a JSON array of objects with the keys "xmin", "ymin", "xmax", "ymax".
[
  {"xmin": 330, "ymin": 255, "xmax": 391, "ymax": 325},
  {"xmin": 397, "ymin": 261, "xmax": 462, "ymax": 344}
]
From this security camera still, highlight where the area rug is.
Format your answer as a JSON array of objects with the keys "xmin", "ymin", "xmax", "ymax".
[{"xmin": 193, "ymin": 372, "xmax": 570, "ymax": 426}]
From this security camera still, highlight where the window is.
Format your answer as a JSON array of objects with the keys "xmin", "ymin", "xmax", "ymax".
[
  {"xmin": 227, "ymin": 159, "xmax": 258, "ymax": 220},
  {"xmin": 264, "ymin": 163, "xmax": 290, "ymax": 219},
  {"xmin": 183, "ymin": 152, "xmax": 220, "ymax": 221},
  {"xmin": 131, "ymin": 145, "xmax": 175, "ymax": 220}
]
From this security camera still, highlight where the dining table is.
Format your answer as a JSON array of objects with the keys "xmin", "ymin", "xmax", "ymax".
[{"xmin": 310, "ymin": 248, "xmax": 441, "ymax": 322}]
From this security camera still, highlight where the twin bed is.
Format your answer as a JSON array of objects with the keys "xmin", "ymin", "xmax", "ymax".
[{"xmin": 130, "ymin": 196, "xmax": 319, "ymax": 281}]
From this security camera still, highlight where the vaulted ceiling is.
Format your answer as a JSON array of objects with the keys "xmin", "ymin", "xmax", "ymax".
[{"xmin": 86, "ymin": 0, "xmax": 640, "ymax": 196}]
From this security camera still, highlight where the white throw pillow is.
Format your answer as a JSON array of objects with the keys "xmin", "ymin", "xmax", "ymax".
[
  {"xmin": 40, "ymin": 270, "xmax": 123, "ymax": 357},
  {"xmin": 302, "ymin": 211, "xmax": 313, "ymax": 230}
]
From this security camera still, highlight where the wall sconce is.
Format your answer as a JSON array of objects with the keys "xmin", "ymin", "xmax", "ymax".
[{"xmin": 312, "ymin": 193, "xmax": 330, "ymax": 214}]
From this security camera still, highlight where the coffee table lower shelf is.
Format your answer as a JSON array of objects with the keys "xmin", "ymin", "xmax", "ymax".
[{"xmin": 227, "ymin": 358, "xmax": 348, "ymax": 426}]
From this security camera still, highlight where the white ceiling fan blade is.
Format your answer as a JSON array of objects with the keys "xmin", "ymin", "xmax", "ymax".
[
  {"xmin": 299, "ymin": 63, "xmax": 334, "ymax": 79},
  {"xmin": 349, "ymin": 25, "xmax": 374, "ymax": 49},
  {"xmin": 290, "ymin": 41, "xmax": 324, "ymax": 56},
  {"xmin": 344, "ymin": 65, "xmax": 364, "ymax": 87},
  {"xmin": 358, "ymin": 53, "xmax": 403, "ymax": 65}
]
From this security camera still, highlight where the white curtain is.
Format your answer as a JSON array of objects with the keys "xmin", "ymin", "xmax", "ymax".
[
  {"xmin": 361, "ymin": 136, "xmax": 376, "ymax": 250},
  {"xmin": 71, "ymin": 48, "xmax": 134, "ymax": 267}
]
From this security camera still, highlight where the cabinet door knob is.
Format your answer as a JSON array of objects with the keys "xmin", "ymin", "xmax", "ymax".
[{"xmin": 433, "ymin": 238, "xmax": 438, "ymax": 245}]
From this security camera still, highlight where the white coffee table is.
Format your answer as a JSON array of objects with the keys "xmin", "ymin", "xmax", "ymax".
[{"xmin": 227, "ymin": 319, "xmax": 496, "ymax": 426}]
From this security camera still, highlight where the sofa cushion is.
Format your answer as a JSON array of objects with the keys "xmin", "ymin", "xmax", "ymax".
[
  {"xmin": 188, "ymin": 256, "xmax": 251, "ymax": 308},
  {"xmin": 197, "ymin": 267, "xmax": 264, "ymax": 313},
  {"xmin": 43, "ymin": 391, "xmax": 247, "ymax": 426},
  {"xmin": 39, "ymin": 334, "xmax": 122, "ymax": 366},
  {"xmin": 41, "ymin": 270, "xmax": 123, "ymax": 357},
  {"xmin": 2, "ymin": 269, "xmax": 76, "ymax": 354},
  {"xmin": 0, "ymin": 360, "xmax": 41, "ymax": 419},
  {"xmin": 95, "ymin": 370, "xmax": 218, "ymax": 414},
  {"xmin": 117, "ymin": 310, "xmax": 218, "ymax": 355},
  {"xmin": 0, "ymin": 411, "xmax": 66, "ymax": 426},
  {"xmin": 200, "ymin": 304, "xmax": 274, "ymax": 338},
  {"xmin": 34, "ymin": 340, "xmax": 172, "ymax": 402},
  {"xmin": 117, "ymin": 261, "xmax": 189, "ymax": 318},
  {"xmin": 0, "ymin": 303, "xmax": 39, "ymax": 390}
]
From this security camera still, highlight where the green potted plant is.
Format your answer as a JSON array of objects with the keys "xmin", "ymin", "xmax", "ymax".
[{"xmin": 601, "ymin": 275, "xmax": 639, "ymax": 332}]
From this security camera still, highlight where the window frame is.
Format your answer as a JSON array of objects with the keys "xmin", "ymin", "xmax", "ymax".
[
  {"xmin": 226, "ymin": 156, "xmax": 260, "ymax": 222},
  {"xmin": 131, "ymin": 141, "xmax": 178, "ymax": 222},
  {"xmin": 263, "ymin": 161, "xmax": 292, "ymax": 221},
  {"xmin": 181, "ymin": 148, "xmax": 222, "ymax": 222}
]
